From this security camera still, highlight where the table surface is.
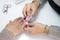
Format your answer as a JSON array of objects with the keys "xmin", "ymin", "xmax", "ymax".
[{"xmin": 0, "ymin": 0, "xmax": 60, "ymax": 40}]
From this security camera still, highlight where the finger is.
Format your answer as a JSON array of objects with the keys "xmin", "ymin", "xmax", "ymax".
[
  {"xmin": 13, "ymin": 18, "xmax": 23, "ymax": 25},
  {"xmin": 23, "ymin": 5, "xmax": 27, "ymax": 17},
  {"xmin": 18, "ymin": 22, "xmax": 27, "ymax": 31},
  {"xmin": 18, "ymin": 18, "xmax": 24, "ymax": 24},
  {"xmin": 26, "ymin": 6, "xmax": 31, "ymax": 17},
  {"xmin": 24, "ymin": 26, "xmax": 32, "ymax": 33},
  {"xmin": 31, "ymin": 8, "xmax": 36, "ymax": 17},
  {"xmin": 28, "ymin": 23, "xmax": 34, "ymax": 27},
  {"xmin": 14, "ymin": 17, "xmax": 22, "ymax": 22},
  {"xmin": 21, "ymin": 23, "xmax": 27, "ymax": 29}
]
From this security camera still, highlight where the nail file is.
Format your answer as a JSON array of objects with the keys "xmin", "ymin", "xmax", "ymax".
[
  {"xmin": 25, "ymin": 16, "xmax": 32, "ymax": 22},
  {"xmin": 24, "ymin": 16, "xmax": 32, "ymax": 25}
]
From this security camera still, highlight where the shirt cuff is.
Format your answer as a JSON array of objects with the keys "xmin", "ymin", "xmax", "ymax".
[
  {"xmin": 0, "ymin": 29, "xmax": 15, "ymax": 40},
  {"xmin": 32, "ymin": 0, "xmax": 46, "ymax": 5}
]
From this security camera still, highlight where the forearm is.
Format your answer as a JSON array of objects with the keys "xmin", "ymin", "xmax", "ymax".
[{"xmin": 0, "ymin": 29, "xmax": 16, "ymax": 40}]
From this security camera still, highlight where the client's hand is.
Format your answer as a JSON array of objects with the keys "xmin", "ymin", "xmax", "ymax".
[
  {"xmin": 24, "ymin": 23, "xmax": 49, "ymax": 35},
  {"xmin": 5, "ymin": 17, "xmax": 26, "ymax": 36}
]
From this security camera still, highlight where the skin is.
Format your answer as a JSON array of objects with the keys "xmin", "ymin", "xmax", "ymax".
[
  {"xmin": 4, "ymin": 17, "xmax": 49, "ymax": 36},
  {"xmin": 23, "ymin": 1, "xmax": 40, "ymax": 17},
  {"xmin": 5, "ymin": 17, "xmax": 26, "ymax": 36},
  {"xmin": 24, "ymin": 23, "xmax": 49, "ymax": 35}
]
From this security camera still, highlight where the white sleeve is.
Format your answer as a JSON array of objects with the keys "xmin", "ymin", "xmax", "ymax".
[
  {"xmin": 49, "ymin": 25, "xmax": 60, "ymax": 38},
  {"xmin": 33, "ymin": 0, "xmax": 46, "ymax": 5},
  {"xmin": 0, "ymin": 29, "xmax": 15, "ymax": 40},
  {"xmin": 39, "ymin": 0, "xmax": 46, "ymax": 4}
]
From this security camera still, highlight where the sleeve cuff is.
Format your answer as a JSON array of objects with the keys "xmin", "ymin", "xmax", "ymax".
[{"xmin": 32, "ymin": 0, "xmax": 45, "ymax": 5}]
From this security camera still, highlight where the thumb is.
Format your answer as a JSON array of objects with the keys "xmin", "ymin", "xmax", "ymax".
[
  {"xmin": 27, "ymin": 23, "xmax": 34, "ymax": 28},
  {"xmin": 24, "ymin": 26, "xmax": 32, "ymax": 33},
  {"xmin": 31, "ymin": 9, "xmax": 36, "ymax": 17}
]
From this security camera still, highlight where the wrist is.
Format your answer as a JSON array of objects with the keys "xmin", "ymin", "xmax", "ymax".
[
  {"xmin": 44, "ymin": 25, "xmax": 49, "ymax": 34},
  {"xmin": 32, "ymin": 1, "xmax": 40, "ymax": 8},
  {"xmin": 5, "ymin": 27, "xmax": 18, "ymax": 36},
  {"xmin": 39, "ymin": 24, "xmax": 49, "ymax": 34}
]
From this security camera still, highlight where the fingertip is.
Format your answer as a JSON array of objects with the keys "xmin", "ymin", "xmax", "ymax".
[{"xmin": 23, "ymin": 6, "xmax": 27, "ymax": 17}]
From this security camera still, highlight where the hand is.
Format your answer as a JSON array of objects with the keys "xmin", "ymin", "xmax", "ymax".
[
  {"xmin": 23, "ymin": 1, "xmax": 40, "ymax": 17},
  {"xmin": 5, "ymin": 17, "xmax": 26, "ymax": 36},
  {"xmin": 24, "ymin": 23, "xmax": 49, "ymax": 35}
]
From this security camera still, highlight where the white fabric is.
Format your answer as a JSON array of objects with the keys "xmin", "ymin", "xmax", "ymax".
[{"xmin": 33, "ymin": 0, "xmax": 46, "ymax": 4}]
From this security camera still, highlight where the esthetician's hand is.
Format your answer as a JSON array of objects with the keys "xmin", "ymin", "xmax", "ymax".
[
  {"xmin": 24, "ymin": 23, "xmax": 49, "ymax": 35},
  {"xmin": 23, "ymin": 1, "xmax": 40, "ymax": 17},
  {"xmin": 5, "ymin": 17, "xmax": 26, "ymax": 36}
]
